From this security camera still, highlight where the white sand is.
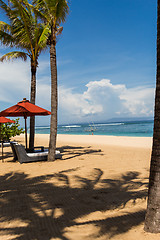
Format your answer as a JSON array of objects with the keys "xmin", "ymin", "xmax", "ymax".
[
  {"xmin": 57, "ymin": 134, "xmax": 153, "ymax": 148},
  {"xmin": 0, "ymin": 134, "xmax": 159, "ymax": 240}
]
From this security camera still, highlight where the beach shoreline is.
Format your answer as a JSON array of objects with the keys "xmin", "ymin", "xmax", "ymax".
[{"xmin": 15, "ymin": 133, "xmax": 153, "ymax": 149}]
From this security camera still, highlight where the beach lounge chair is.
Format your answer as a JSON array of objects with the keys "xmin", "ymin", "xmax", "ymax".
[
  {"xmin": 10, "ymin": 141, "xmax": 18, "ymax": 161},
  {"xmin": 13, "ymin": 143, "xmax": 62, "ymax": 164},
  {"xmin": 26, "ymin": 146, "xmax": 45, "ymax": 153},
  {"xmin": 10, "ymin": 142, "xmax": 48, "ymax": 161},
  {"xmin": 0, "ymin": 142, "xmax": 11, "ymax": 147}
]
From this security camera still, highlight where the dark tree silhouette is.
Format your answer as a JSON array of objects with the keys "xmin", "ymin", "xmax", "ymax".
[{"xmin": 144, "ymin": 0, "xmax": 160, "ymax": 233}]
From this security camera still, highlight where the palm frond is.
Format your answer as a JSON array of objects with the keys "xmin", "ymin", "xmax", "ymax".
[
  {"xmin": 0, "ymin": 21, "xmax": 11, "ymax": 32},
  {"xmin": 55, "ymin": 0, "xmax": 69, "ymax": 25},
  {"xmin": 37, "ymin": 23, "xmax": 49, "ymax": 49},
  {"xmin": 33, "ymin": 0, "xmax": 51, "ymax": 20},
  {"xmin": 33, "ymin": 0, "xmax": 69, "ymax": 26},
  {"xmin": 10, "ymin": 0, "xmax": 34, "ymax": 43},
  {"xmin": 0, "ymin": 51, "xmax": 28, "ymax": 62},
  {"xmin": 0, "ymin": 0, "xmax": 49, "ymax": 61},
  {"xmin": 56, "ymin": 26, "xmax": 63, "ymax": 36},
  {"xmin": 0, "ymin": 0, "xmax": 13, "ymax": 18},
  {"xmin": 0, "ymin": 30, "xmax": 16, "ymax": 46}
]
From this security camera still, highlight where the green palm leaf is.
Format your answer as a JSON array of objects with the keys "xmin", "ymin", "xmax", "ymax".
[
  {"xmin": 0, "ymin": 0, "xmax": 49, "ymax": 57},
  {"xmin": 0, "ymin": 21, "xmax": 11, "ymax": 32},
  {"xmin": 0, "ymin": 51, "xmax": 28, "ymax": 62},
  {"xmin": 0, "ymin": 0, "xmax": 51, "ymax": 150},
  {"xmin": 37, "ymin": 23, "xmax": 50, "ymax": 48},
  {"xmin": 31, "ymin": 0, "xmax": 69, "ymax": 161}
]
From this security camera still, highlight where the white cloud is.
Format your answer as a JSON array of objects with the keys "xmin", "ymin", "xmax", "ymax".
[
  {"xmin": 0, "ymin": 60, "xmax": 30, "ymax": 105},
  {"xmin": 120, "ymin": 86, "xmax": 154, "ymax": 116},
  {"xmin": 58, "ymin": 79, "xmax": 155, "ymax": 124},
  {"xmin": 0, "ymin": 59, "xmax": 155, "ymax": 125}
]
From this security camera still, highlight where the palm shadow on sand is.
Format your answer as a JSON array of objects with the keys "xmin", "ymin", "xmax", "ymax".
[
  {"xmin": 0, "ymin": 148, "xmax": 13, "ymax": 161},
  {"xmin": 58, "ymin": 145, "xmax": 103, "ymax": 160},
  {"xmin": 0, "ymin": 168, "xmax": 148, "ymax": 240}
]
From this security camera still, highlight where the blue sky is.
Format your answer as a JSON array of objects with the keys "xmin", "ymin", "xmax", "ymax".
[{"xmin": 0, "ymin": 0, "xmax": 157, "ymax": 126}]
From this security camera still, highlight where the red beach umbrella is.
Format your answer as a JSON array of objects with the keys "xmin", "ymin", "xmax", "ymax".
[
  {"xmin": 0, "ymin": 116, "xmax": 15, "ymax": 124},
  {"xmin": 0, "ymin": 117, "xmax": 15, "ymax": 161},
  {"xmin": 0, "ymin": 98, "xmax": 51, "ymax": 149}
]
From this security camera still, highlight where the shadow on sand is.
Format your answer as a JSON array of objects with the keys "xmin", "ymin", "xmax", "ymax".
[
  {"xmin": 58, "ymin": 145, "xmax": 103, "ymax": 160},
  {"xmin": 0, "ymin": 168, "xmax": 148, "ymax": 239},
  {"xmin": 1, "ymin": 144, "xmax": 103, "ymax": 162}
]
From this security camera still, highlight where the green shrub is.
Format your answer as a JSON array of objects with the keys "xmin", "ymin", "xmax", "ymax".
[{"xmin": 0, "ymin": 118, "xmax": 24, "ymax": 141}]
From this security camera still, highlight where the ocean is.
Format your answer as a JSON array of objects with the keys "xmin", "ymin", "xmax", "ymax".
[{"xmin": 34, "ymin": 120, "xmax": 154, "ymax": 137}]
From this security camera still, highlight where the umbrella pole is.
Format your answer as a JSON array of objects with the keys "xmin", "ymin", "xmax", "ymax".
[
  {"xmin": 0, "ymin": 123, "xmax": 3, "ymax": 162},
  {"xmin": 24, "ymin": 117, "xmax": 28, "ymax": 149},
  {"xmin": 2, "ymin": 142, "xmax": 3, "ymax": 163}
]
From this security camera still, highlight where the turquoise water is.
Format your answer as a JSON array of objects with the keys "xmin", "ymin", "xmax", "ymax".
[{"xmin": 34, "ymin": 120, "xmax": 154, "ymax": 137}]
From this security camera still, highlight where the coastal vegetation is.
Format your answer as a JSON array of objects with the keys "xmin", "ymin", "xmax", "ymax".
[
  {"xmin": 0, "ymin": 0, "xmax": 69, "ymax": 160},
  {"xmin": 1, "ymin": 118, "xmax": 24, "ymax": 141},
  {"xmin": 32, "ymin": 0, "xmax": 69, "ymax": 161},
  {"xmin": 0, "ymin": 0, "xmax": 49, "ymax": 150}
]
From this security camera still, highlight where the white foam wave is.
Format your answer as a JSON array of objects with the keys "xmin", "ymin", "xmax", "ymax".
[
  {"xmin": 35, "ymin": 126, "xmax": 50, "ymax": 129},
  {"xmin": 62, "ymin": 125, "xmax": 81, "ymax": 128},
  {"xmin": 94, "ymin": 123, "xmax": 124, "ymax": 126}
]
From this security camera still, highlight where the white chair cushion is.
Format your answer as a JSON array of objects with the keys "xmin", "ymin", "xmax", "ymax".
[
  {"xmin": 27, "ymin": 150, "xmax": 60, "ymax": 158},
  {"xmin": 0, "ymin": 142, "xmax": 10, "ymax": 147}
]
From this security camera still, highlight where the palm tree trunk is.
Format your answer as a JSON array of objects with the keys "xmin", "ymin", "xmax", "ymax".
[
  {"xmin": 29, "ymin": 61, "xmax": 37, "ymax": 150},
  {"xmin": 48, "ymin": 27, "xmax": 57, "ymax": 161},
  {"xmin": 144, "ymin": 0, "xmax": 160, "ymax": 233}
]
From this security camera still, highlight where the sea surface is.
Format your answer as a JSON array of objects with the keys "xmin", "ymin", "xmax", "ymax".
[{"xmin": 34, "ymin": 120, "xmax": 154, "ymax": 137}]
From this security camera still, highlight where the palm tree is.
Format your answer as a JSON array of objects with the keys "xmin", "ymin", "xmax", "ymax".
[
  {"xmin": 144, "ymin": 0, "xmax": 160, "ymax": 233},
  {"xmin": 33, "ymin": 0, "xmax": 69, "ymax": 161},
  {"xmin": 0, "ymin": 0, "xmax": 49, "ymax": 149}
]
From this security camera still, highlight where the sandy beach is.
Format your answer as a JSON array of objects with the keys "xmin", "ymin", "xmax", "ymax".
[{"xmin": 0, "ymin": 134, "xmax": 159, "ymax": 240}]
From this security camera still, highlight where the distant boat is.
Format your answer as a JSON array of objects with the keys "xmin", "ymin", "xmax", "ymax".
[{"xmin": 85, "ymin": 122, "xmax": 96, "ymax": 132}]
